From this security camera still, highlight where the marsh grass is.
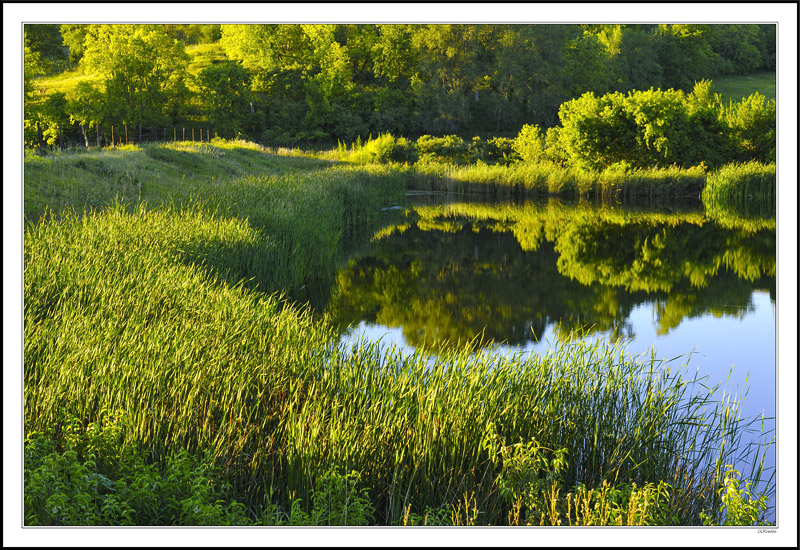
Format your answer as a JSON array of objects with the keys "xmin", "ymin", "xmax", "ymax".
[
  {"xmin": 408, "ymin": 161, "xmax": 707, "ymax": 201},
  {"xmin": 23, "ymin": 140, "xmax": 774, "ymax": 525},
  {"xmin": 702, "ymin": 161, "xmax": 776, "ymax": 218}
]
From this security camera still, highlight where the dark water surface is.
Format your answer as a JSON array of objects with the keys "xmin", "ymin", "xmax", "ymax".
[{"xmin": 324, "ymin": 191, "xmax": 777, "ymax": 513}]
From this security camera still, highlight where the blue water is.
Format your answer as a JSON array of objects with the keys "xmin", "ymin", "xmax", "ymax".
[{"xmin": 330, "ymin": 193, "xmax": 777, "ymax": 521}]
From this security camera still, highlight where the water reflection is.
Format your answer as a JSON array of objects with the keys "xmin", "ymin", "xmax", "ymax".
[
  {"xmin": 324, "ymin": 193, "xmax": 776, "ymax": 520},
  {"xmin": 326, "ymin": 197, "xmax": 775, "ymax": 352}
]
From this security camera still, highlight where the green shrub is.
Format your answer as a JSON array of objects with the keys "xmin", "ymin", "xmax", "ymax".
[
  {"xmin": 513, "ymin": 123, "xmax": 546, "ymax": 164},
  {"xmin": 347, "ymin": 133, "xmax": 417, "ymax": 165},
  {"xmin": 701, "ymin": 466, "xmax": 772, "ymax": 526},
  {"xmin": 24, "ymin": 411, "xmax": 252, "ymax": 526},
  {"xmin": 722, "ymin": 92, "xmax": 776, "ymax": 163},
  {"xmin": 555, "ymin": 87, "xmax": 773, "ymax": 170},
  {"xmin": 486, "ymin": 137, "xmax": 518, "ymax": 165},
  {"xmin": 415, "ymin": 134, "xmax": 470, "ymax": 165}
]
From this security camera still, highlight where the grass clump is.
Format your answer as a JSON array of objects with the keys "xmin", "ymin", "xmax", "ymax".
[
  {"xmin": 702, "ymin": 161, "xmax": 776, "ymax": 218},
  {"xmin": 342, "ymin": 133, "xmax": 417, "ymax": 165},
  {"xmin": 407, "ymin": 160, "xmax": 707, "ymax": 201}
]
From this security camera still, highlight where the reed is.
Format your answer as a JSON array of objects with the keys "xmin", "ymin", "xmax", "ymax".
[
  {"xmin": 702, "ymin": 161, "xmax": 776, "ymax": 218},
  {"xmin": 23, "ymin": 140, "xmax": 774, "ymax": 525},
  {"xmin": 408, "ymin": 161, "xmax": 707, "ymax": 201}
]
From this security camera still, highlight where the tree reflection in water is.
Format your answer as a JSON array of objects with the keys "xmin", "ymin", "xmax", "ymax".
[{"xmin": 326, "ymin": 199, "xmax": 775, "ymax": 352}]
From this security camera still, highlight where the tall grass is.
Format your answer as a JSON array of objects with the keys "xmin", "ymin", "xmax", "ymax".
[
  {"xmin": 23, "ymin": 140, "xmax": 334, "ymax": 222},
  {"xmin": 23, "ymin": 208, "xmax": 774, "ymax": 524},
  {"xmin": 23, "ymin": 140, "xmax": 774, "ymax": 525},
  {"xmin": 702, "ymin": 161, "xmax": 776, "ymax": 218},
  {"xmin": 24, "ymin": 141, "xmax": 407, "ymax": 299},
  {"xmin": 408, "ymin": 161, "xmax": 708, "ymax": 200}
]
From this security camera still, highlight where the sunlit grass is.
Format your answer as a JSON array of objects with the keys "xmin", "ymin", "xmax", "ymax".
[
  {"xmin": 408, "ymin": 161, "xmax": 708, "ymax": 200},
  {"xmin": 22, "ymin": 139, "xmax": 774, "ymax": 525},
  {"xmin": 185, "ymin": 42, "xmax": 228, "ymax": 78},
  {"xmin": 23, "ymin": 140, "xmax": 339, "ymax": 223},
  {"xmin": 29, "ymin": 67, "xmax": 102, "ymax": 105},
  {"xmin": 702, "ymin": 161, "xmax": 776, "ymax": 219}
]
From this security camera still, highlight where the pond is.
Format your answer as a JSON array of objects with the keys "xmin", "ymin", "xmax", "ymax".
[{"xmin": 324, "ymin": 191, "xmax": 777, "ymax": 514}]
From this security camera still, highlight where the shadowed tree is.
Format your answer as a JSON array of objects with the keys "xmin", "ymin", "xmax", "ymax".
[{"xmin": 197, "ymin": 60, "xmax": 252, "ymax": 138}]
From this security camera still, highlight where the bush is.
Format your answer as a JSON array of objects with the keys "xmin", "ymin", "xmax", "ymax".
[
  {"xmin": 347, "ymin": 133, "xmax": 417, "ymax": 165},
  {"xmin": 415, "ymin": 134, "xmax": 470, "ymax": 165},
  {"xmin": 486, "ymin": 137, "xmax": 518, "ymax": 165},
  {"xmin": 24, "ymin": 411, "xmax": 252, "ymax": 526},
  {"xmin": 513, "ymin": 124, "xmax": 546, "ymax": 164},
  {"xmin": 722, "ymin": 92, "xmax": 776, "ymax": 163},
  {"xmin": 555, "ymin": 87, "xmax": 775, "ymax": 170}
]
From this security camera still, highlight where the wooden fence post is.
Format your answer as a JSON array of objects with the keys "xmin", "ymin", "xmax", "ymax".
[
  {"xmin": 174, "ymin": 127, "xmax": 177, "ymax": 142},
  {"xmin": 192, "ymin": 128, "xmax": 195, "ymax": 141},
  {"xmin": 125, "ymin": 124, "xmax": 128, "ymax": 145},
  {"xmin": 111, "ymin": 125, "xmax": 115, "ymax": 147},
  {"xmin": 199, "ymin": 128, "xmax": 203, "ymax": 142},
  {"xmin": 97, "ymin": 125, "xmax": 101, "ymax": 148},
  {"xmin": 183, "ymin": 127, "xmax": 185, "ymax": 141}
]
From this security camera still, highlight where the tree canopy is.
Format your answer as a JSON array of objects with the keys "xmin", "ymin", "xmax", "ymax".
[{"xmin": 23, "ymin": 23, "xmax": 776, "ymax": 153}]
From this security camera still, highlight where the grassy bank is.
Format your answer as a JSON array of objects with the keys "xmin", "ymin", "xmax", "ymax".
[
  {"xmin": 702, "ymin": 161, "xmax": 776, "ymax": 219},
  {"xmin": 323, "ymin": 134, "xmax": 775, "ymax": 206},
  {"xmin": 23, "ymin": 140, "xmax": 774, "ymax": 526},
  {"xmin": 24, "ymin": 140, "xmax": 407, "ymax": 299},
  {"xmin": 407, "ymin": 161, "xmax": 708, "ymax": 200}
]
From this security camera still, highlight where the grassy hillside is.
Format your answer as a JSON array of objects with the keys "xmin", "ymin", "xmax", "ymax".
[{"xmin": 712, "ymin": 71, "xmax": 776, "ymax": 103}]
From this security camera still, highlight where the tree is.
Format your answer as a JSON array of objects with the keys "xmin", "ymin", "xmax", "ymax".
[
  {"xmin": 197, "ymin": 61, "xmax": 252, "ymax": 138},
  {"xmin": 60, "ymin": 24, "xmax": 89, "ymax": 65},
  {"xmin": 372, "ymin": 25, "xmax": 417, "ymax": 83},
  {"xmin": 24, "ymin": 31, "xmax": 47, "ymax": 102},
  {"xmin": 32, "ymin": 92, "xmax": 70, "ymax": 146},
  {"xmin": 614, "ymin": 25, "xmax": 663, "ymax": 92},
  {"xmin": 706, "ymin": 25, "xmax": 772, "ymax": 76},
  {"xmin": 563, "ymin": 31, "xmax": 614, "ymax": 98},
  {"xmin": 82, "ymin": 25, "xmax": 190, "ymax": 127},
  {"xmin": 220, "ymin": 24, "xmax": 314, "ymax": 91},
  {"xmin": 67, "ymin": 82, "xmax": 106, "ymax": 145},
  {"xmin": 655, "ymin": 25, "xmax": 720, "ymax": 90},
  {"xmin": 24, "ymin": 25, "xmax": 67, "ymax": 73}
]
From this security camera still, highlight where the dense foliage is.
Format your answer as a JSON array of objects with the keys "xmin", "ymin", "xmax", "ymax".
[
  {"xmin": 21, "ymin": 22, "xmax": 777, "ymax": 528},
  {"xmin": 24, "ymin": 23, "xmax": 775, "ymax": 151}
]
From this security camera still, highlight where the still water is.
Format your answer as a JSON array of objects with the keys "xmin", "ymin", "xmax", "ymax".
[{"xmin": 326, "ymin": 191, "xmax": 776, "ymax": 509}]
